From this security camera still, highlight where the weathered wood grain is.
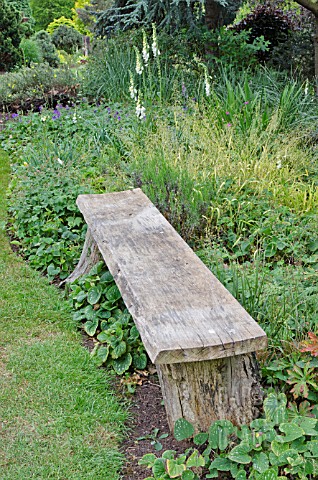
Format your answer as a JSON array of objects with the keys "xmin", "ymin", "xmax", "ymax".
[
  {"xmin": 157, "ymin": 353, "xmax": 263, "ymax": 431},
  {"xmin": 76, "ymin": 189, "xmax": 267, "ymax": 365}
]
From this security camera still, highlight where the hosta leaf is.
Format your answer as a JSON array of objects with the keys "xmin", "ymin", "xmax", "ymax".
[
  {"xmin": 111, "ymin": 340, "xmax": 127, "ymax": 359},
  {"xmin": 278, "ymin": 423, "xmax": 304, "ymax": 442},
  {"xmin": 106, "ymin": 285, "xmax": 121, "ymax": 303},
  {"xmin": 84, "ymin": 318, "xmax": 99, "ymax": 336},
  {"xmin": 87, "ymin": 286, "xmax": 102, "ymax": 305},
  {"xmin": 132, "ymin": 353, "xmax": 147, "ymax": 369},
  {"xmin": 167, "ymin": 459, "xmax": 186, "ymax": 477},
  {"xmin": 174, "ymin": 418, "xmax": 194, "ymax": 441},
  {"xmin": 96, "ymin": 345, "xmax": 109, "ymax": 365},
  {"xmin": 253, "ymin": 452, "xmax": 269, "ymax": 473},
  {"xmin": 228, "ymin": 443, "xmax": 252, "ymax": 464},
  {"xmin": 186, "ymin": 450, "xmax": 205, "ymax": 468},
  {"xmin": 112, "ymin": 352, "xmax": 132, "ymax": 374}
]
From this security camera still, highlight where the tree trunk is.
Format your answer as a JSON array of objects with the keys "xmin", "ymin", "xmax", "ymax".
[
  {"xmin": 157, "ymin": 353, "xmax": 263, "ymax": 432},
  {"xmin": 205, "ymin": 0, "xmax": 225, "ymax": 30}
]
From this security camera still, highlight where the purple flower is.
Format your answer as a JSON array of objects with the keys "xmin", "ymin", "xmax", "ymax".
[
  {"xmin": 227, "ymin": 123, "xmax": 232, "ymax": 127},
  {"xmin": 11, "ymin": 113, "xmax": 19, "ymax": 118},
  {"xmin": 244, "ymin": 101, "xmax": 249, "ymax": 105},
  {"xmin": 52, "ymin": 109, "xmax": 61, "ymax": 119},
  {"xmin": 38, "ymin": 105, "xmax": 43, "ymax": 112},
  {"xmin": 225, "ymin": 111, "xmax": 230, "ymax": 115}
]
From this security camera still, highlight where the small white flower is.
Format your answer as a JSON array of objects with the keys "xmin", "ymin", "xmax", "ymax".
[
  {"xmin": 72, "ymin": 114, "xmax": 77, "ymax": 124},
  {"xmin": 136, "ymin": 98, "xmax": 146, "ymax": 119},
  {"xmin": 129, "ymin": 72, "xmax": 137, "ymax": 100},
  {"xmin": 57, "ymin": 158, "xmax": 64, "ymax": 165},
  {"xmin": 152, "ymin": 23, "xmax": 160, "ymax": 58},
  {"xmin": 134, "ymin": 47, "xmax": 144, "ymax": 75},
  {"xmin": 41, "ymin": 116, "xmax": 47, "ymax": 122},
  {"xmin": 142, "ymin": 30, "xmax": 150, "ymax": 66},
  {"xmin": 276, "ymin": 159, "xmax": 282, "ymax": 169}
]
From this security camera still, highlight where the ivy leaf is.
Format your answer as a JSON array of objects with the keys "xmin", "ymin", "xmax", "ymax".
[
  {"xmin": 112, "ymin": 352, "xmax": 132, "ymax": 374},
  {"xmin": 174, "ymin": 418, "xmax": 194, "ymax": 441}
]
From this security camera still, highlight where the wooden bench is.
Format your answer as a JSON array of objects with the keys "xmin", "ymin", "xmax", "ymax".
[{"xmin": 69, "ymin": 189, "xmax": 267, "ymax": 431}]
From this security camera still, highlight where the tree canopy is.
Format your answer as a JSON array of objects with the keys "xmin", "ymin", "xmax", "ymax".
[{"xmin": 30, "ymin": 0, "xmax": 75, "ymax": 30}]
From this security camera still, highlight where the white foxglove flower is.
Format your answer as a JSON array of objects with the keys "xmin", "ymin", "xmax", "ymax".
[
  {"xmin": 152, "ymin": 23, "xmax": 160, "ymax": 58},
  {"xmin": 136, "ymin": 98, "xmax": 146, "ymax": 119},
  {"xmin": 134, "ymin": 46, "xmax": 144, "ymax": 75},
  {"xmin": 129, "ymin": 72, "xmax": 137, "ymax": 100},
  {"xmin": 142, "ymin": 30, "xmax": 150, "ymax": 66}
]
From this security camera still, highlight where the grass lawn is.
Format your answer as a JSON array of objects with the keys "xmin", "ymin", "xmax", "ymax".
[{"xmin": 0, "ymin": 149, "xmax": 128, "ymax": 479}]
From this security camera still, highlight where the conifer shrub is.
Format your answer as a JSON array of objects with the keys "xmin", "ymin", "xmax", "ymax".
[
  {"xmin": 33, "ymin": 30, "xmax": 60, "ymax": 67},
  {"xmin": 0, "ymin": 0, "xmax": 22, "ymax": 71},
  {"xmin": 51, "ymin": 25, "xmax": 83, "ymax": 54}
]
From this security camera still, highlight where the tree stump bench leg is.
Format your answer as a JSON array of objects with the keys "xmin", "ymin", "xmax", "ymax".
[{"xmin": 157, "ymin": 353, "xmax": 263, "ymax": 432}]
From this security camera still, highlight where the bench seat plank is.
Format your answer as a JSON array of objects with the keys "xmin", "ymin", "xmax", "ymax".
[{"xmin": 77, "ymin": 189, "xmax": 267, "ymax": 365}]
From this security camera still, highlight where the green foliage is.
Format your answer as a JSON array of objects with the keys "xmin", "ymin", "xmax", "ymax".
[
  {"xmin": 33, "ymin": 30, "xmax": 60, "ymax": 66},
  {"xmin": 7, "ymin": 0, "xmax": 35, "ymax": 37},
  {"xmin": 69, "ymin": 261, "xmax": 148, "ymax": 374},
  {"xmin": 140, "ymin": 393, "xmax": 318, "ymax": 479},
  {"xmin": 51, "ymin": 24, "xmax": 83, "ymax": 54},
  {"xmin": 0, "ymin": 0, "xmax": 23, "ymax": 71},
  {"xmin": 0, "ymin": 63, "xmax": 76, "ymax": 109},
  {"xmin": 30, "ymin": 0, "xmax": 75, "ymax": 30},
  {"xmin": 20, "ymin": 37, "xmax": 43, "ymax": 65},
  {"xmin": 47, "ymin": 15, "xmax": 79, "ymax": 34}
]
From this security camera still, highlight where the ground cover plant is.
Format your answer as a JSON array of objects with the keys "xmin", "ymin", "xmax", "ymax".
[
  {"xmin": 0, "ymin": 149, "xmax": 128, "ymax": 479},
  {"xmin": 1, "ymin": 15, "xmax": 318, "ymax": 479}
]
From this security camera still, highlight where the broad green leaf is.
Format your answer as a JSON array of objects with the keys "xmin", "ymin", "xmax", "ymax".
[
  {"xmin": 112, "ymin": 352, "xmax": 132, "ymax": 374},
  {"xmin": 296, "ymin": 416, "xmax": 318, "ymax": 436},
  {"xmin": 307, "ymin": 440, "xmax": 318, "ymax": 457},
  {"xmin": 209, "ymin": 457, "xmax": 232, "ymax": 471},
  {"xmin": 182, "ymin": 471, "xmax": 195, "ymax": 480},
  {"xmin": 253, "ymin": 452, "xmax": 269, "ymax": 473},
  {"xmin": 174, "ymin": 418, "xmax": 194, "ymax": 441},
  {"xmin": 162, "ymin": 450, "xmax": 176, "ymax": 459},
  {"xmin": 97, "ymin": 331, "xmax": 112, "ymax": 343},
  {"xmin": 106, "ymin": 284, "xmax": 121, "ymax": 303},
  {"xmin": 152, "ymin": 458, "xmax": 166, "ymax": 476},
  {"xmin": 264, "ymin": 393, "xmax": 287, "ymax": 425},
  {"xmin": 47, "ymin": 263, "xmax": 60, "ymax": 276},
  {"xmin": 132, "ymin": 353, "xmax": 147, "ymax": 369},
  {"xmin": 271, "ymin": 440, "xmax": 289, "ymax": 457},
  {"xmin": 209, "ymin": 420, "xmax": 235, "ymax": 450},
  {"xmin": 83, "ymin": 318, "xmax": 99, "ymax": 336},
  {"xmin": 206, "ymin": 470, "xmax": 218, "ymax": 478},
  {"xmin": 193, "ymin": 432, "xmax": 208, "ymax": 445},
  {"xmin": 100, "ymin": 270, "xmax": 114, "ymax": 283},
  {"xmin": 255, "ymin": 467, "xmax": 280, "ymax": 479},
  {"xmin": 167, "ymin": 459, "xmax": 186, "ymax": 478},
  {"xmin": 186, "ymin": 450, "xmax": 205, "ymax": 468},
  {"xmin": 236, "ymin": 470, "xmax": 247, "ymax": 480},
  {"xmin": 97, "ymin": 309, "xmax": 111, "ymax": 319},
  {"xmin": 228, "ymin": 443, "xmax": 252, "ymax": 464},
  {"xmin": 76, "ymin": 291, "xmax": 87, "ymax": 303},
  {"xmin": 111, "ymin": 340, "xmax": 127, "ymax": 359},
  {"xmin": 278, "ymin": 423, "xmax": 304, "ymax": 442},
  {"xmin": 87, "ymin": 286, "xmax": 102, "ymax": 305},
  {"xmin": 96, "ymin": 345, "xmax": 109, "ymax": 365}
]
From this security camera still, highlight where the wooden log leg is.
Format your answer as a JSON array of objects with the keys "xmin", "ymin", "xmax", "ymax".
[
  {"xmin": 156, "ymin": 353, "xmax": 263, "ymax": 432},
  {"xmin": 61, "ymin": 228, "xmax": 101, "ymax": 286}
]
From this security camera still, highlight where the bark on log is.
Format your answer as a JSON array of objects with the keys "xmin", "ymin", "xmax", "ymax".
[
  {"xmin": 157, "ymin": 353, "xmax": 263, "ymax": 432},
  {"xmin": 61, "ymin": 228, "xmax": 101, "ymax": 286}
]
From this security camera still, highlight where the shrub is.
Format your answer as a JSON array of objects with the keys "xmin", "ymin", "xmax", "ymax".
[
  {"xmin": 232, "ymin": 2, "xmax": 295, "ymax": 61},
  {"xmin": 30, "ymin": 0, "xmax": 75, "ymax": 31},
  {"xmin": 51, "ymin": 24, "xmax": 83, "ymax": 54},
  {"xmin": 47, "ymin": 15, "xmax": 79, "ymax": 34},
  {"xmin": 0, "ymin": 0, "xmax": 22, "ymax": 71},
  {"xmin": 20, "ymin": 37, "xmax": 43, "ymax": 65},
  {"xmin": 33, "ymin": 30, "xmax": 60, "ymax": 67}
]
